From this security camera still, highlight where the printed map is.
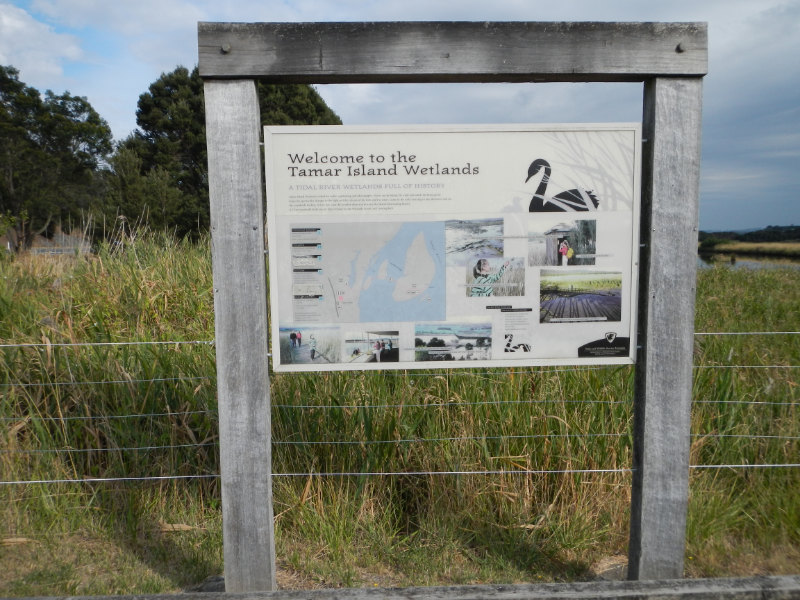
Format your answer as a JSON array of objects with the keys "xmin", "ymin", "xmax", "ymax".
[{"xmin": 291, "ymin": 221, "xmax": 446, "ymax": 324}]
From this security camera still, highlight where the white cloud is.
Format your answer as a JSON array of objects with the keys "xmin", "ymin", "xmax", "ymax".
[
  {"xmin": 0, "ymin": 3, "xmax": 83, "ymax": 88},
  {"xmin": 703, "ymin": 170, "xmax": 764, "ymax": 185},
  {"xmin": 317, "ymin": 80, "xmax": 643, "ymax": 129},
  {"xmin": 128, "ymin": 28, "xmax": 198, "ymax": 69},
  {"xmin": 30, "ymin": 0, "xmax": 205, "ymax": 35},
  {"xmin": 2, "ymin": 0, "xmax": 799, "ymax": 229}
]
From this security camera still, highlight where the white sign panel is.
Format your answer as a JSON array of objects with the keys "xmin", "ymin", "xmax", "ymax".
[{"xmin": 265, "ymin": 124, "xmax": 641, "ymax": 372}]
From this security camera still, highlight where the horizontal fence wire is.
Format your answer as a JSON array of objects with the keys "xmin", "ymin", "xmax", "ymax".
[
  {"xmin": 0, "ymin": 340, "xmax": 214, "ymax": 348},
  {"xmin": 0, "ymin": 369, "xmax": 794, "ymax": 391},
  {"xmin": 4, "ymin": 464, "xmax": 800, "ymax": 486},
  {"xmin": 693, "ymin": 400, "xmax": 797, "ymax": 406},
  {"xmin": 693, "ymin": 434, "xmax": 800, "ymax": 440},
  {"xmin": 273, "ymin": 398, "xmax": 627, "ymax": 409},
  {"xmin": 3, "ymin": 433, "xmax": 799, "ymax": 457},
  {"xmin": 3, "ymin": 442, "xmax": 218, "ymax": 454},
  {"xmin": 689, "ymin": 464, "xmax": 800, "ymax": 470},
  {"xmin": 2, "ymin": 330, "xmax": 795, "ymax": 349},
  {"xmin": 0, "ymin": 434, "xmax": 620, "ymax": 455},
  {"xmin": 3, "ymin": 434, "xmax": 797, "ymax": 460},
  {"xmin": 274, "ymin": 468, "xmax": 632, "ymax": 477},
  {"xmin": 0, "ymin": 410, "xmax": 215, "ymax": 423},
  {"xmin": 694, "ymin": 365, "xmax": 798, "ymax": 369},
  {"xmin": 0, "ymin": 376, "xmax": 212, "ymax": 388},
  {"xmin": 0, "ymin": 475, "xmax": 220, "ymax": 485},
  {"xmin": 2, "ymin": 368, "xmax": 793, "ymax": 381},
  {"xmin": 0, "ymin": 400, "xmax": 793, "ymax": 421},
  {"xmin": 275, "ymin": 433, "xmax": 623, "ymax": 445},
  {"xmin": 1, "ymin": 331, "xmax": 796, "ymax": 487},
  {"xmin": 694, "ymin": 331, "xmax": 800, "ymax": 336},
  {"xmin": 0, "ymin": 396, "xmax": 793, "ymax": 417}
]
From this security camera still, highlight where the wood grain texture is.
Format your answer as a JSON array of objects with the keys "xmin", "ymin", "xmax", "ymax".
[
  {"xmin": 199, "ymin": 20, "xmax": 707, "ymax": 587},
  {"xmin": 629, "ymin": 77, "xmax": 704, "ymax": 580},
  {"xmin": 204, "ymin": 80, "xmax": 276, "ymax": 592},
  {"xmin": 198, "ymin": 21, "xmax": 707, "ymax": 82},
  {"xmin": 95, "ymin": 575, "xmax": 800, "ymax": 600}
]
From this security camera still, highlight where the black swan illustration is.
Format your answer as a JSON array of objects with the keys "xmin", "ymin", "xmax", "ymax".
[{"xmin": 526, "ymin": 159, "xmax": 599, "ymax": 212}]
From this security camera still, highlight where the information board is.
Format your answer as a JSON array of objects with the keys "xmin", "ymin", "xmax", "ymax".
[{"xmin": 265, "ymin": 124, "xmax": 641, "ymax": 371}]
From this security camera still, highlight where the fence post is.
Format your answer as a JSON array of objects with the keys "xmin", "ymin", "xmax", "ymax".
[
  {"xmin": 199, "ymin": 21, "xmax": 707, "ymax": 587},
  {"xmin": 204, "ymin": 79, "xmax": 276, "ymax": 592},
  {"xmin": 629, "ymin": 76, "xmax": 704, "ymax": 579}
]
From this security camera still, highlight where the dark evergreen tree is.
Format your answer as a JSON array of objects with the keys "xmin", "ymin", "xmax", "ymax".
[
  {"xmin": 0, "ymin": 65, "xmax": 112, "ymax": 248},
  {"xmin": 104, "ymin": 147, "xmax": 183, "ymax": 232},
  {"xmin": 113, "ymin": 66, "xmax": 341, "ymax": 237},
  {"xmin": 256, "ymin": 79, "xmax": 342, "ymax": 125}
]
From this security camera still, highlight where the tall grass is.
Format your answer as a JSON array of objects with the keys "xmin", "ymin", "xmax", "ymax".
[
  {"xmin": 0, "ymin": 237, "xmax": 798, "ymax": 595},
  {"xmin": 0, "ymin": 235, "xmax": 221, "ymax": 595},
  {"xmin": 686, "ymin": 266, "xmax": 799, "ymax": 574}
]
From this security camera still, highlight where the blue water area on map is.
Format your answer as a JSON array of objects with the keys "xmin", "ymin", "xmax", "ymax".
[
  {"xmin": 358, "ymin": 222, "xmax": 446, "ymax": 323},
  {"xmin": 348, "ymin": 250, "xmax": 361, "ymax": 289}
]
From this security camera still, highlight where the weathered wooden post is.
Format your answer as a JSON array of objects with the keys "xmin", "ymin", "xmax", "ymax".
[
  {"xmin": 199, "ymin": 21, "xmax": 707, "ymax": 589},
  {"xmin": 629, "ymin": 77, "xmax": 704, "ymax": 579},
  {"xmin": 204, "ymin": 80, "xmax": 277, "ymax": 591}
]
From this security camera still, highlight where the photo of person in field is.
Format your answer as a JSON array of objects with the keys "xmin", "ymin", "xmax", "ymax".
[
  {"xmin": 528, "ymin": 220, "xmax": 597, "ymax": 267},
  {"xmin": 279, "ymin": 326, "xmax": 341, "ymax": 364},
  {"xmin": 466, "ymin": 257, "xmax": 525, "ymax": 297}
]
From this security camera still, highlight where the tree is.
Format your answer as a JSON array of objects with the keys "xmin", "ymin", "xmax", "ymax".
[
  {"xmin": 0, "ymin": 65, "xmax": 112, "ymax": 248},
  {"xmin": 104, "ymin": 147, "xmax": 183, "ymax": 232},
  {"xmin": 256, "ymin": 80, "xmax": 342, "ymax": 126},
  {"xmin": 112, "ymin": 66, "xmax": 341, "ymax": 237},
  {"xmin": 118, "ymin": 66, "xmax": 207, "ymax": 236}
]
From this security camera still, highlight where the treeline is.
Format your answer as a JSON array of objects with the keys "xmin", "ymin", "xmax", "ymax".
[
  {"xmin": 0, "ymin": 65, "xmax": 340, "ymax": 249},
  {"xmin": 699, "ymin": 225, "xmax": 800, "ymax": 245}
]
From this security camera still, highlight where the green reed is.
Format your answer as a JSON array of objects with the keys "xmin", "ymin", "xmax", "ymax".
[{"xmin": 0, "ymin": 238, "xmax": 797, "ymax": 594}]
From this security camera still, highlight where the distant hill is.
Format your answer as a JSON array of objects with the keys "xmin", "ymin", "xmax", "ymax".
[{"xmin": 698, "ymin": 225, "xmax": 800, "ymax": 243}]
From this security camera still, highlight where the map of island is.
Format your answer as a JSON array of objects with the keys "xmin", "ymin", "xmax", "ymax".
[
  {"xmin": 392, "ymin": 232, "xmax": 435, "ymax": 302},
  {"xmin": 290, "ymin": 221, "xmax": 445, "ymax": 324}
]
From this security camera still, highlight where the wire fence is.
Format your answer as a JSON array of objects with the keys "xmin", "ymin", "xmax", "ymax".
[
  {"xmin": 0, "ymin": 330, "xmax": 797, "ymax": 486},
  {"xmin": 0, "ymin": 326, "xmax": 795, "ymax": 595}
]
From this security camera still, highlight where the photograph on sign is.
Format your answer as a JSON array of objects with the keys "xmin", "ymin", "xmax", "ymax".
[{"xmin": 265, "ymin": 124, "xmax": 641, "ymax": 371}]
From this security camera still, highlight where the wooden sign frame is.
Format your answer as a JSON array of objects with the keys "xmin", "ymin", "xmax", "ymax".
[{"xmin": 198, "ymin": 21, "xmax": 706, "ymax": 592}]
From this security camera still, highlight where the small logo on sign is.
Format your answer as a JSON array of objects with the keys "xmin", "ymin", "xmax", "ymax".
[{"xmin": 605, "ymin": 332, "xmax": 617, "ymax": 344}]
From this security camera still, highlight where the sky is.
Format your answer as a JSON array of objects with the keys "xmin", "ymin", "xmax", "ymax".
[{"xmin": 1, "ymin": 0, "xmax": 798, "ymax": 232}]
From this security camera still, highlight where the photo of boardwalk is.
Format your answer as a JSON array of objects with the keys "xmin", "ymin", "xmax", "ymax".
[{"xmin": 539, "ymin": 271, "xmax": 622, "ymax": 323}]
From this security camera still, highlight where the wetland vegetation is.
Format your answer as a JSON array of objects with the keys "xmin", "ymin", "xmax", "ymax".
[{"xmin": 1, "ymin": 235, "xmax": 797, "ymax": 595}]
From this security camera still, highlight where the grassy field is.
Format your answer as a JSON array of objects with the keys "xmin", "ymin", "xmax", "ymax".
[{"xmin": 0, "ymin": 236, "xmax": 798, "ymax": 595}]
